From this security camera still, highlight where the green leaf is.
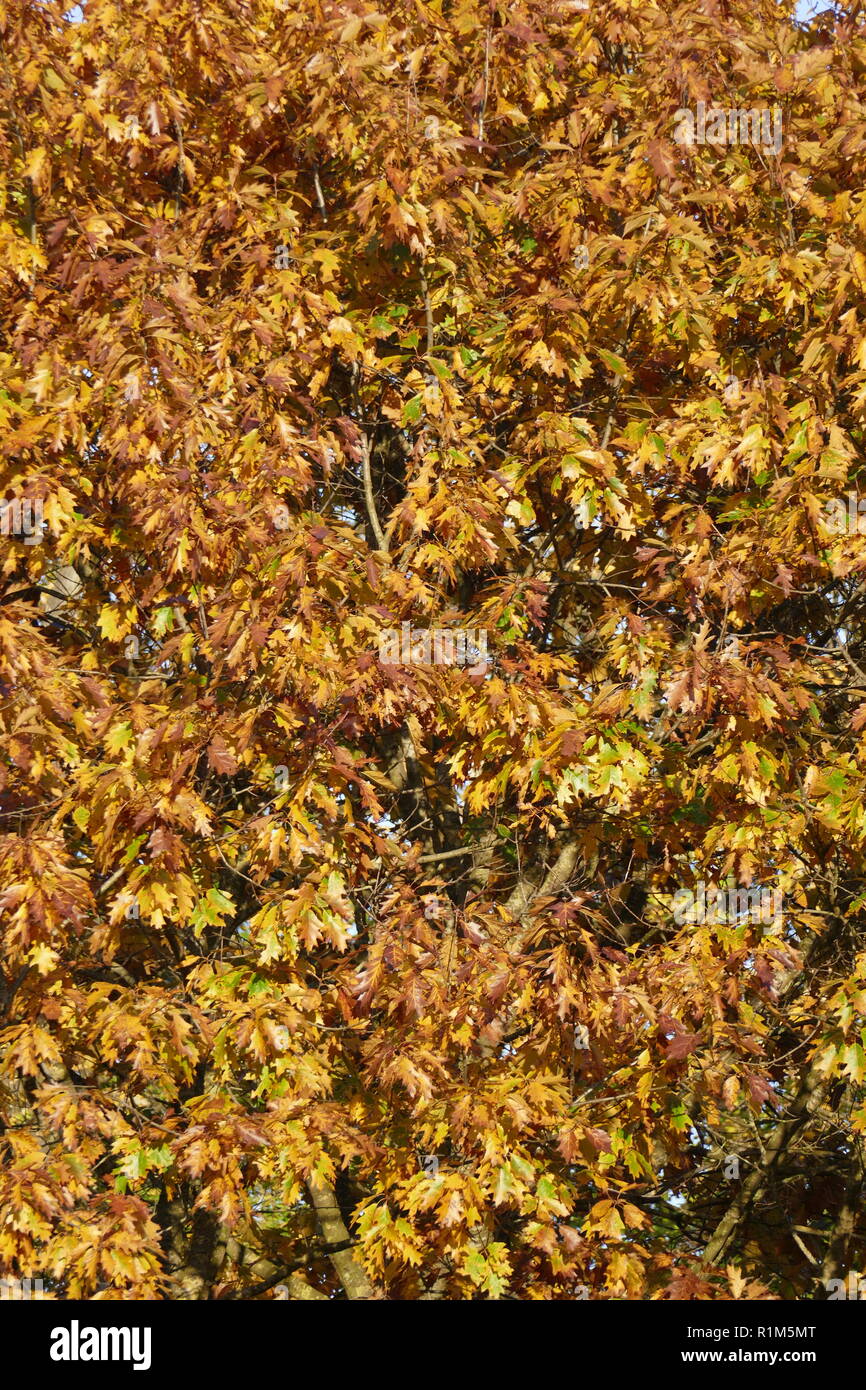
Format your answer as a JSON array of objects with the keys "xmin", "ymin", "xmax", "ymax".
[
  {"xmin": 153, "ymin": 606, "xmax": 175, "ymax": 637},
  {"xmin": 597, "ymin": 348, "xmax": 628, "ymax": 376},
  {"xmin": 106, "ymin": 721, "xmax": 133, "ymax": 754}
]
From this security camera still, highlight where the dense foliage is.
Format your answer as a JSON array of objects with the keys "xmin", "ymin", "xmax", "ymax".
[{"xmin": 1, "ymin": 0, "xmax": 865, "ymax": 1300}]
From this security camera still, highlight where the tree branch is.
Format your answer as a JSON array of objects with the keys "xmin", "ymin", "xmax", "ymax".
[
  {"xmin": 307, "ymin": 1178, "xmax": 381, "ymax": 1300},
  {"xmin": 360, "ymin": 433, "xmax": 388, "ymax": 553},
  {"xmin": 703, "ymin": 1055, "xmax": 827, "ymax": 1267}
]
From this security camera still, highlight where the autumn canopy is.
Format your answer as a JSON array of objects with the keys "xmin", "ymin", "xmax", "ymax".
[{"xmin": 1, "ymin": 0, "xmax": 865, "ymax": 1302}]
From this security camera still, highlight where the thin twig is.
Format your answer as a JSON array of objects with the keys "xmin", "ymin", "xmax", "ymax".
[
  {"xmin": 313, "ymin": 166, "xmax": 328, "ymax": 222},
  {"xmin": 473, "ymin": 27, "xmax": 491, "ymax": 197},
  {"xmin": 360, "ymin": 434, "xmax": 388, "ymax": 553},
  {"xmin": 419, "ymin": 265, "xmax": 434, "ymax": 355}
]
